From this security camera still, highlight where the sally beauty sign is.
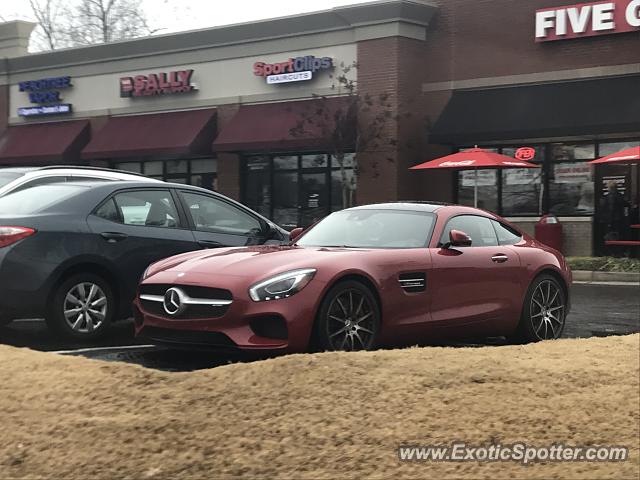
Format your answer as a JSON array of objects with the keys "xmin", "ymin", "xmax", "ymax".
[{"xmin": 536, "ymin": 0, "xmax": 640, "ymax": 42}]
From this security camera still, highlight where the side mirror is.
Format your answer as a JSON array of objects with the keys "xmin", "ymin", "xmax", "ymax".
[
  {"xmin": 289, "ymin": 227, "xmax": 304, "ymax": 242},
  {"xmin": 447, "ymin": 229, "xmax": 472, "ymax": 248}
]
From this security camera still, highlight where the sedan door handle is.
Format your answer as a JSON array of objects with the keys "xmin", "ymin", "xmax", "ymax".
[
  {"xmin": 491, "ymin": 254, "xmax": 509, "ymax": 263},
  {"xmin": 100, "ymin": 232, "xmax": 128, "ymax": 243},
  {"xmin": 198, "ymin": 240, "xmax": 223, "ymax": 249}
]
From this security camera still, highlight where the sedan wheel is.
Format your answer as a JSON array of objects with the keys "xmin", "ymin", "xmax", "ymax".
[
  {"xmin": 516, "ymin": 274, "xmax": 567, "ymax": 343},
  {"xmin": 47, "ymin": 273, "xmax": 114, "ymax": 340},
  {"xmin": 316, "ymin": 281, "xmax": 380, "ymax": 351},
  {"xmin": 63, "ymin": 282, "xmax": 108, "ymax": 334}
]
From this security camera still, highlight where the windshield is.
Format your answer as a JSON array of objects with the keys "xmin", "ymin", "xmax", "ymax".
[
  {"xmin": 296, "ymin": 209, "xmax": 436, "ymax": 249},
  {"xmin": 0, "ymin": 171, "xmax": 26, "ymax": 190},
  {"xmin": 0, "ymin": 183, "xmax": 90, "ymax": 215}
]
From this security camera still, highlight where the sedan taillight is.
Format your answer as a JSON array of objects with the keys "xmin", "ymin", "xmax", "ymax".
[{"xmin": 0, "ymin": 226, "xmax": 36, "ymax": 248}]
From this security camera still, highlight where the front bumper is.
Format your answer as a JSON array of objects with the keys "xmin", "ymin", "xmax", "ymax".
[{"xmin": 134, "ymin": 275, "xmax": 326, "ymax": 353}]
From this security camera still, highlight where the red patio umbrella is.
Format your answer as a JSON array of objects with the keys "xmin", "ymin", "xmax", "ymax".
[
  {"xmin": 589, "ymin": 146, "xmax": 640, "ymax": 165},
  {"xmin": 410, "ymin": 147, "xmax": 539, "ymax": 208}
]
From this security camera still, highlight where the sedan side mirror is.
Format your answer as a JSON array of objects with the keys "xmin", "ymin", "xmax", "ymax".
[
  {"xmin": 289, "ymin": 227, "xmax": 304, "ymax": 242},
  {"xmin": 447, "ymin": 229, "xmax": 472, "ymax": 248}
]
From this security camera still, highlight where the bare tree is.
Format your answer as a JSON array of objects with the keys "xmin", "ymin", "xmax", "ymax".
[
  {"xmin": 29, "ymin": 0, "xmax": 69, "ymax": 50},
  {"xmin": 67, "ymin": 0, "xmax": 160, "ymax": 45},
  {"xmin": 26, "ymin": 0, "xmax": 160, "ymax": 50},
  {"xmin": 290, "ymin": 61, "xmax": 400, "ymax": 209}
]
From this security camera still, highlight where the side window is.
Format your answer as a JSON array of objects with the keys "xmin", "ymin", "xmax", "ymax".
[
  {"xmin": 439, "ymin": 215, "xmax": 498, "ymax": 247},
  {"xmin": 95, "ymin": 198, "xmax": 120, "ymax": 223},
  {"xmin": 97, "ymin": 190, "xmax": 180, "ymax": 228},
  {"xmin": 181, "ymin": 192, "xmax": 263, "ymax": 236},
  {"xmin": 492, "ymin": 220, "xmax": 523, "ymax": 245}
]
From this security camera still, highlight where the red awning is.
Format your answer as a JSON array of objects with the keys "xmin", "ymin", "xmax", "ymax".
[
  {"xmin": 82, "ymin": 109, "xmax": 216, "ymax": 159},
  {"xmin": 212, "ymin": 97, "xmax": 353, "ymax": 152},
  {"xmin": 0, "ymin": 120, "xmax": 90, "ymax": 165}
]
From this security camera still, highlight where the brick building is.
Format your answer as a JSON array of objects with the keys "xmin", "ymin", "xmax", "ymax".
[{"xmin": 0, "ymin": 0, "xmax": 638, "ymax": 255}]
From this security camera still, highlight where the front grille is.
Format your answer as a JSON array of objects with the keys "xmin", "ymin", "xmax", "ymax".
[
  {"xmin": 139, "ymin": 326, "xmax": 237, "ymax": 349},
  {"xmin": 139, "ymin": 284, "xmax": 233, "ymax": 320},
  {"xmin": 140, "ymin": 284, "xmax": 232, "ymax": 300}
]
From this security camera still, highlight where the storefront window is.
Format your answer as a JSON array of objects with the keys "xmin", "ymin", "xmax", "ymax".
[
  {"xmin": 548, "ymin": 143, "xmax": 594, "ymax": 215},
  {"xmin": 457, "ymin": 169, "xmax": 498, "ymax": 212},
  {"xmin": 144, "ymin": 161, "xmax": 163, "ymax": 176},
  {"xmin": 243, "ymin": 153, "xmax": 356, "ymax": 228},
  {"xmin": 166, "ymin": 160, "xmax": 188, "ymax": 174},
  {"xmin": 113, "ymin": 158, "xmax": 217, "ymax": 190},
  {"xmin": 114, "ymin": 162, "xmax": 142, "ymax": 173},
  {"xmin": 244, "ymin": 157, "xmax": 271, "ymax": 218},
  {"xmin": 302, "ymin": 154, "xmax": 328, "ymax": 169},
  {"xmin": 273, "ymin": 172, "xmax": 299, "ymax": 228},
  {"xmin": 599, "ymin": 141, "xmax": 639, "ymax": 157},
  {"xmin": 501, "ymin": 146, "xmax": 544, "ymax": 216}
]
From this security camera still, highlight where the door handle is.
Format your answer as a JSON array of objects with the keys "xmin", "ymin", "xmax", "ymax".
[
  {"xmin": 100, "ymin": 232, "xmax": 128, "ymax": 243},
  {"xmin": 491, "ymin": 254, "xmax": 509, "ymax": 263},
  {"xmin": 198, "ymin": 240, "xmax": 223, "ymax": 249}
]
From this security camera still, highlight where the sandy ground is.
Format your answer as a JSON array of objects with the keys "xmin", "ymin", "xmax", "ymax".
[{"xmin": 0, "ymin": 335, "xmax": 638, "ymax": 480}]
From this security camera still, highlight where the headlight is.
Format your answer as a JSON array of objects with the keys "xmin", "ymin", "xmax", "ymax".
[{"xmin": 249, "ymin": 268, "xmax": 316, "ymax": 302}]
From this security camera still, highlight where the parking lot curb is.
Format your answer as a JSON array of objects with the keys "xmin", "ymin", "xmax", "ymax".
[{"xmin": 572, "ymin": 270, "xmax": 640, "ymax": 284}]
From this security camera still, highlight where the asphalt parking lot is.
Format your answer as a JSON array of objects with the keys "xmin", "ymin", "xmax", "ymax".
[{"xmin": 0, "ymin": 283, "xmax": 638, "ymax": 371}]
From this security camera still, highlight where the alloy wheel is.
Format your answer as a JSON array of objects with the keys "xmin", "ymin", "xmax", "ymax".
[
  {"xmin": 530, "ymin": 279, "xmax": 565, "ymax": 340},
  {"xmin": 325, "ymin": 289, "xmax": 376, "ymax": 351},
  {"xmin": 63, "ymin": 282, "xmax": 108, "ymax": 334}
]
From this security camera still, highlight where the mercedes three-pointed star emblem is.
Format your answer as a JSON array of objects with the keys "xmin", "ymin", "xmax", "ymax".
[{"xmin": 163, "ymin": 287, "xmax": 186, "ymax": 316}]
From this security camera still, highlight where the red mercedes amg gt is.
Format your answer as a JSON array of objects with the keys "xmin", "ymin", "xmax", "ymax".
[{"xmin": 134, "ymin": 203, "xmax": 571, "ymax": 352}]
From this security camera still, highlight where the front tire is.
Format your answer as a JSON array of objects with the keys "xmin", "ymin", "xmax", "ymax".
[
  {"xmin": 515, "ymin": 274, "xmax": 567, "ymax": 343},
  {"xmin": 315, "ymin": 280, "xmax": 380, "ymax": 351},
  {"xmin": 46, "ymin": 273, "xmax": 114, "ymax": 340}
]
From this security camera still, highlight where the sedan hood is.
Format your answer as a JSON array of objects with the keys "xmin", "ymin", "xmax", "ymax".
[{"xmin": 146, "ymin": 245, "xmax": 373, "ymax": 282}]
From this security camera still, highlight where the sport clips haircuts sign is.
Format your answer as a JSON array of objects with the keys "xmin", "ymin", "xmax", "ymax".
[
  {"xmin": 119, "ymin": 69, "xmax": 196, "ymax": 97},
  {"xmin": 253, "ymin": 55, "xmax": 333, "ymax": 84},
  {"xmin": 17, "ymin": 76, "xmax": 73, "ymax": 117},
  {"xmin": 536, "ymin": 0, "xmax": 640, "ymax": 41}
]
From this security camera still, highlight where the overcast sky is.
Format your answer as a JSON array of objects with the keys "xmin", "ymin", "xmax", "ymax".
[{"xmin": 1, "ymin": 0, "xmax": 374, "ymax": 33}]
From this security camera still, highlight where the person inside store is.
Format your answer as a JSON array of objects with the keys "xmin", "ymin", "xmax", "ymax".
[{"xmin": 599, "ymin": 180, "xmax": 630, "ymax": 244}]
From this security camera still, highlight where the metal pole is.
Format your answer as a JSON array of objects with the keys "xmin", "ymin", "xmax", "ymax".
[{"xmin": 474, "ymin": 168, "xmax": 478, "ymax": 208}]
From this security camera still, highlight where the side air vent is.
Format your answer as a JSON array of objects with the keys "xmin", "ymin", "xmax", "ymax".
[{"xmin": 398, "ymin": 272, "xmax": 426, "ymax": 293}]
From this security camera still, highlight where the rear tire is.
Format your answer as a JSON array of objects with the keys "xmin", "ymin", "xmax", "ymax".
[
  {"xmin": 46, "ymin": 273, "xmax": 115, "ymax": 340},
  {"xmin": 513, "ymin": 274, "xmax": 567, "ymax": 343},
  {"xmin": 314, "ymin": 280, "xmax": 380, "ymax": 351}
]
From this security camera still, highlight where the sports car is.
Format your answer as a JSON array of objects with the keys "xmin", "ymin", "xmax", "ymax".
[{"xmin": 134, "ymin": 202, "xmax": 571, "ymax": 352}]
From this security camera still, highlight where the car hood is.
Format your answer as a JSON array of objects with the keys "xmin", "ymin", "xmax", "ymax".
[{"xmin": 145, "ymin": 245, "xmax": 375, "ymax": 282}]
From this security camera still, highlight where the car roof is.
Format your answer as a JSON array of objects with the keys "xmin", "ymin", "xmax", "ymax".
[
  {"xmin": 0, "ymin": 165, "xmax": 159, "ymax": 180},
  {"xmin": 346, "ymin": 201, "xmax": 451, "ymax": 213}
]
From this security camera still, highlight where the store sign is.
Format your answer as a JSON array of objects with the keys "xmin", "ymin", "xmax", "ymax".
[
  {"xmin": 553, "ymin": 163, "xmax": 592, "ymax": 183},
  {"xmin": 536, "ymin": 0, "xmax": 640, "ymax": 42},
  {"xmin": 119, "ymin": 69, "xmax": 196, "ymax": 97},
  {"xmin": 461, "ymin": 170, "xmax": 497, "ymax": 187},
  {"xmin": 17, "ymin": 76, "xmax": 73, "ymax": 117},
  {"xmin": 253, "ymin": 56, "xmax": 333, "ymax": 84},
  {"xmin": 515, "ymin": 147, "xmax": 536, "ymax": 161}
]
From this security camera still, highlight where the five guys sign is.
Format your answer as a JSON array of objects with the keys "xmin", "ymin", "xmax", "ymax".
[
  {"xmin": 120, "ymin": 69, "xmax": 196, "ymax": 97},
  {"xmin": 536, "ymin": 0, "xmax": 640, "ymax": 41}
]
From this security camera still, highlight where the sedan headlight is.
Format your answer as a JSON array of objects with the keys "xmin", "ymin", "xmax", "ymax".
[{"xmin": 249, "ymin": 268, "xmax": 316, "ymax": 302}]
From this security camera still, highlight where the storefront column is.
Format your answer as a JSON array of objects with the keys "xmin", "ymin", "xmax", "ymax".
[{"xmin": 215, "ymin": 104, "xmax": 241, "ymax": 200}]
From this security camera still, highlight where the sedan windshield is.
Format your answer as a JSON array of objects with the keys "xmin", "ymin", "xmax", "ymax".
[
  {"xmin": 0, "ymin": 172, "xmax": 25, "ymax": 190},
  {"xmin": 296, "ymin": 209, "xmax": 436, "ymax": 249},
  {"xmin": 0, "ymin": 183, "xmax": 90, "ymax": 215}
]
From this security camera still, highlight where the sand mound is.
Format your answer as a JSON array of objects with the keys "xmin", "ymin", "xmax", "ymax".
[{"xmin": 0, "ymin": 335, "xmax": 638, "ymax": 479}]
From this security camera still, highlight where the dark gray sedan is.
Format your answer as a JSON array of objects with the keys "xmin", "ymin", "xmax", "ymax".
[{"xmin": 0, "ymin": 181, "xmax": 287, "ymax": 340}]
